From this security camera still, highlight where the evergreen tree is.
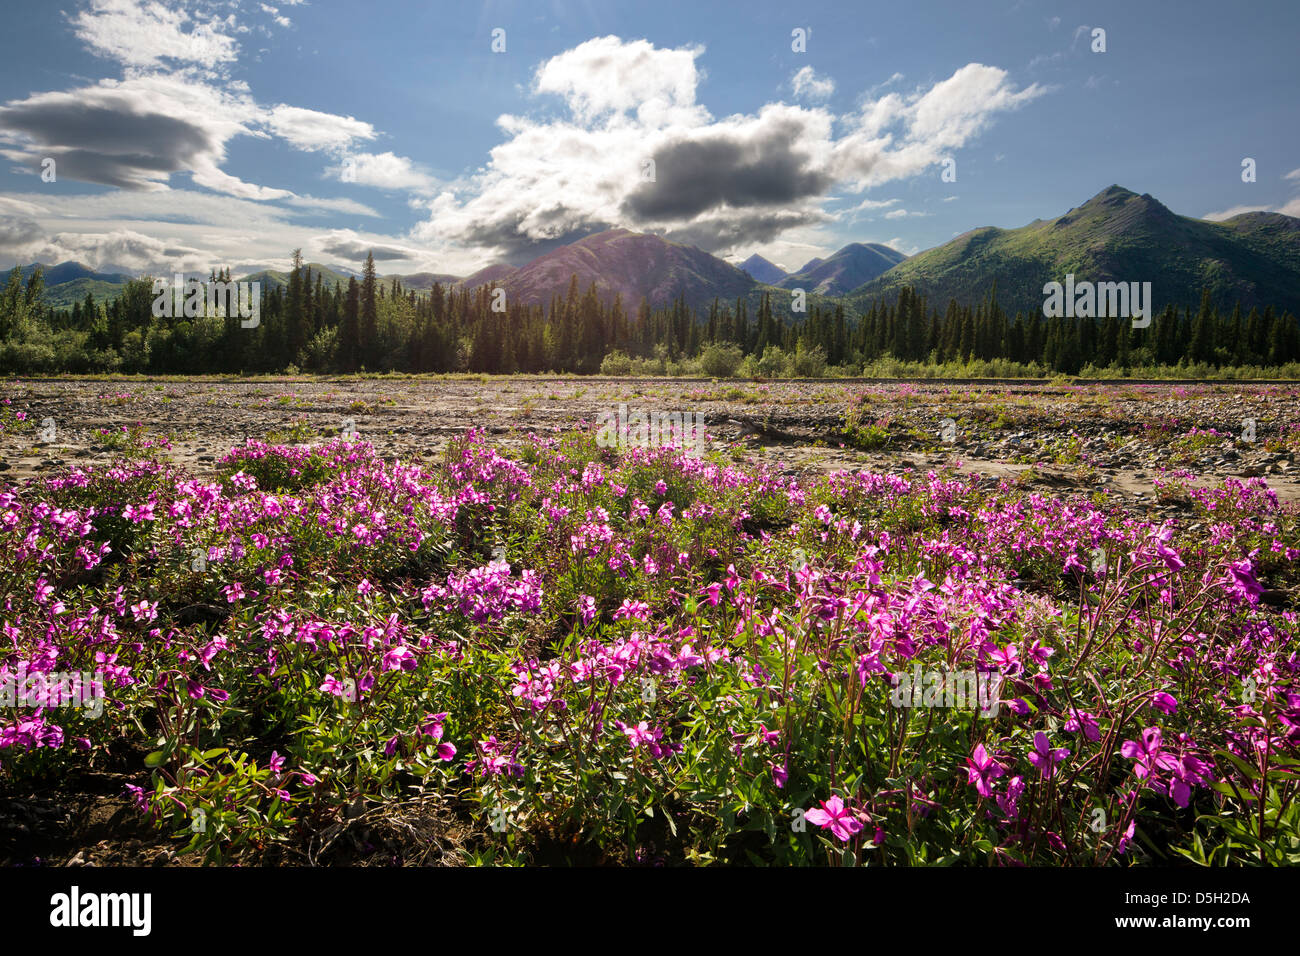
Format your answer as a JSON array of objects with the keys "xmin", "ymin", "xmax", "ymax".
[{"xmin": 360, "ymin": 252, "xmax": 378, "ymax": 369}]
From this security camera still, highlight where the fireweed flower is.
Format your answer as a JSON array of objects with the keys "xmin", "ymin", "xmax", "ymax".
[
  {"xmin": 1150, "ymin": 692, "xmax": 1178, "ymax": 716},
  {"xmin": 804, "ymin": 795, "xmax": 863, "ymax": 842},
  {"xmin": 1028, "ymin": 732, "xmax": 1069, "ymax": 779},
  {"xmin": 989, "ymin": 644, "xmax": 1023, "ymax": 676},
  {"xmin": 381, "ymin": 644, "xmax": 417, "ymax": 672},
  {"xmin": 1150, "ymin": 526, "xmax": 1186, "ymax": 571},
  {"xmin": 1120, "ymin": 727, "xmax": 1179, "ymax": 781},
  {"xmin": 319, "ymin": 674, "xmax": 350, "ymax": 697},
  {"xmin": 966, "ymin": 743, "xmax": 1005, "ymax": 797},
  {"xmin": 997, "ymin": 776, "xmax": 1026, "ymax": 821},
  {"xmin": 1225, "ymin": 559, "xmax": 1265, "ymax": 603},
  {"xmin": 614, "ymin": 720, "xmax": 661, "ymax": 750},
  {"xmin": 770, "ymin": 762, "xmax": 788, "ymax": 789},
  {"xmin": 1064, "ymin": 709, "xmax": 1101, "ymax": 742},
  {"xmin": 613, "ymin": 599, "xmax": 651, "ymax": 622},
  {"xmin": 1116, "ymin": 820, "xmax": 1137, "ymax": 855},
  {"xmin": 419, "ymin": 712, "xmax": 448, "ymax": 740}
]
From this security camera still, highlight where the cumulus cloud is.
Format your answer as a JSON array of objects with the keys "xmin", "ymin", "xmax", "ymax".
[
  {"xmin": 0, "ymin": 18, "xmax": 1050, "ymax": 276},
  {"xmin": 6, "ymin": 226, "xmax": 209, "ymax": 274},
  {"xmin": 416, "ymin": 38, "xmax": 1047, "ymax": 263},
  {"xmin": 791, "ymin": 66, "xmax": 834, "ymax": 101},
  {"xmin": 624, "ymin": 106, "xmax": 834, "ymax": 219},
  {"xmin": 533, "ymin": 35, "xmax": 706, "ymax": 127}
]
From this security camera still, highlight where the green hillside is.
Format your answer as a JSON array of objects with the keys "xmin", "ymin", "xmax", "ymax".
[{"xmin": 846, "ymin": 185, "xmax": 1300, "ymax": 316}]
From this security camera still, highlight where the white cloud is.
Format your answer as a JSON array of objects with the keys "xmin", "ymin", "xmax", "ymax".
[
  {"xmin": 1203, "ymin": 199, "xmax": 1300, "ymax": 221},
  {"xmin": 332, "ymin": 152, "xmax": 439, "ymax": 193},
  {"xmin": 847, "ymin": 197, "xmax": 900, "ymax": 212},
  {"xmin": 831, "ymin": 63, "xmax": 1046, "ymax": 190},
  {"xmin": 284, "ymin": 195, "xmax": 381, "ymax": 217},
  {"xmin": 791, "ymin": 66, "xmax": 835, "ymax": 101},
  {"xmin": 69, "ymin": 0, "xmax": 241, "ymax": 70},
  {"xmin": 0, "ymin": 188, "xmax": 387, "ymax": 274},
  {"xmin": 267, "ymin": 106, "xmax": 375, "ymax": 153},
  {"xmin": 415, "ymin": 40, "xmax": 1047, "ymax": 262},
  {"xmin": 259, "ymin": 3, "xmax": 291, "ymax": 28},
  {"xmin": 533, "ymin": 35, "xmax": 706, "ymax": 127}
]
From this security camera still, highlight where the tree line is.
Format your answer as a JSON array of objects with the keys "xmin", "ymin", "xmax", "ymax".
[{"xmin": 1, "ymin": 252, "xmax": 1297, "ymax": 375}]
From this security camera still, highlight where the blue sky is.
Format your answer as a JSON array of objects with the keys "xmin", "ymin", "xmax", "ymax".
[{"xmin": 0, "ymin": 0, "xmax": 1296, "ymax": 277}]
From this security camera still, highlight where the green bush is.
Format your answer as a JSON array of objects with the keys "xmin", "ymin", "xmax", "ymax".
[{"xmin": 699, "ymin": 342, "xmax": 744, "ymax": 378}]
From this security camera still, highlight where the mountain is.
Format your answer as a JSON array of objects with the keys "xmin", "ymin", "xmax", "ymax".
[
  {"xmin": 397, "ymin": 272, "xmax": 461, "ymax": 290},
  {"xmin": 458, "ymin": 263, "xmax": 517, "ymax": 289},
  {"xmin": 846, "ymin": 185, "xmax": 1300, "ymax": 316},
  {"xmin": 237, "ymin": 262, "xmax": 357, "ymax": 292},
  {"xmin": 795, "ymin": 256, "xmax": 824, "ymax": 274},
  {"xmin": 13, "ymin": 261, "xmax": 134, "ymax": 308},
  {"xmin": 43, "ymin": 277, "xmax": 135, "ymax": 309},
  {"xmin": 493, "ymin": 228, "xmax": 758, "ymax": 310},
  {"xmin": 778, "ymin": 243, "xmax": 907, "ymax": 296},
  {"xmin": 21, "ymin": 261, "xmax": 133, "ymax": 286},
  {"xmin": 738, "ymin": 254, "xmax": 787, "ymax": 284}
]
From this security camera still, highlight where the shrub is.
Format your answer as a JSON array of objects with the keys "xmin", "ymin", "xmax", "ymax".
[{"xmin": 698, "ymin": 342, "xmax": 744, "ymax": 378}]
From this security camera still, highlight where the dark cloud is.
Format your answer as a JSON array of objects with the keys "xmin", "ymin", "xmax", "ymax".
[
  {"xmin": 0, "ymin": 215, "xmax": 43, "ymax": 250},
  {"xmin": 661, "ymin": 209, "xmax": 826, "ymax": 253},
  {"xmin": 623, "ymin": 119, "xmax": 832, "ymax": 221},
  {"xmin": 461, "ymin": 214, "xmax": 611, "ymax": 265},
  {"xmin": 318, "ymin": 237, "xmax": 415, "ymax": 261},
  {"xmin": 0, "ymin": 101, "xmax": 218, "ymax": 190}
]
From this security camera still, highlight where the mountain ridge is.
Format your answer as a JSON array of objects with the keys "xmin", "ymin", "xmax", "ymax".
[{"xmin": 845, "ymin": 184, "xmax": 1300, "ymax": 315}]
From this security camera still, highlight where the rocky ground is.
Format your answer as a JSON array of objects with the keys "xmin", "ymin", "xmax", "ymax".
[{"xmin": 2, "ymin": 378, "xmax": 1297, "ymax": 515}]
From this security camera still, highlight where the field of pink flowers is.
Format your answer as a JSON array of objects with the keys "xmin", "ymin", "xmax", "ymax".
[{"xmin": 2, "ymin": 414, "xmax": 1299, "ymax": 866}]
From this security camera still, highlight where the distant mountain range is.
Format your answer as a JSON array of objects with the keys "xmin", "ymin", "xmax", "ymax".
[
  {"xmin": 15, "ymin": 262, "xmax": 134, "ymax": 309},
  {"xmin": 15, "ymin": 185, "xmax": 1300, "ymax": 318},
  {"xmin": 777, "ymin": 243, "xmax": 908, "ymax": 296}
]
